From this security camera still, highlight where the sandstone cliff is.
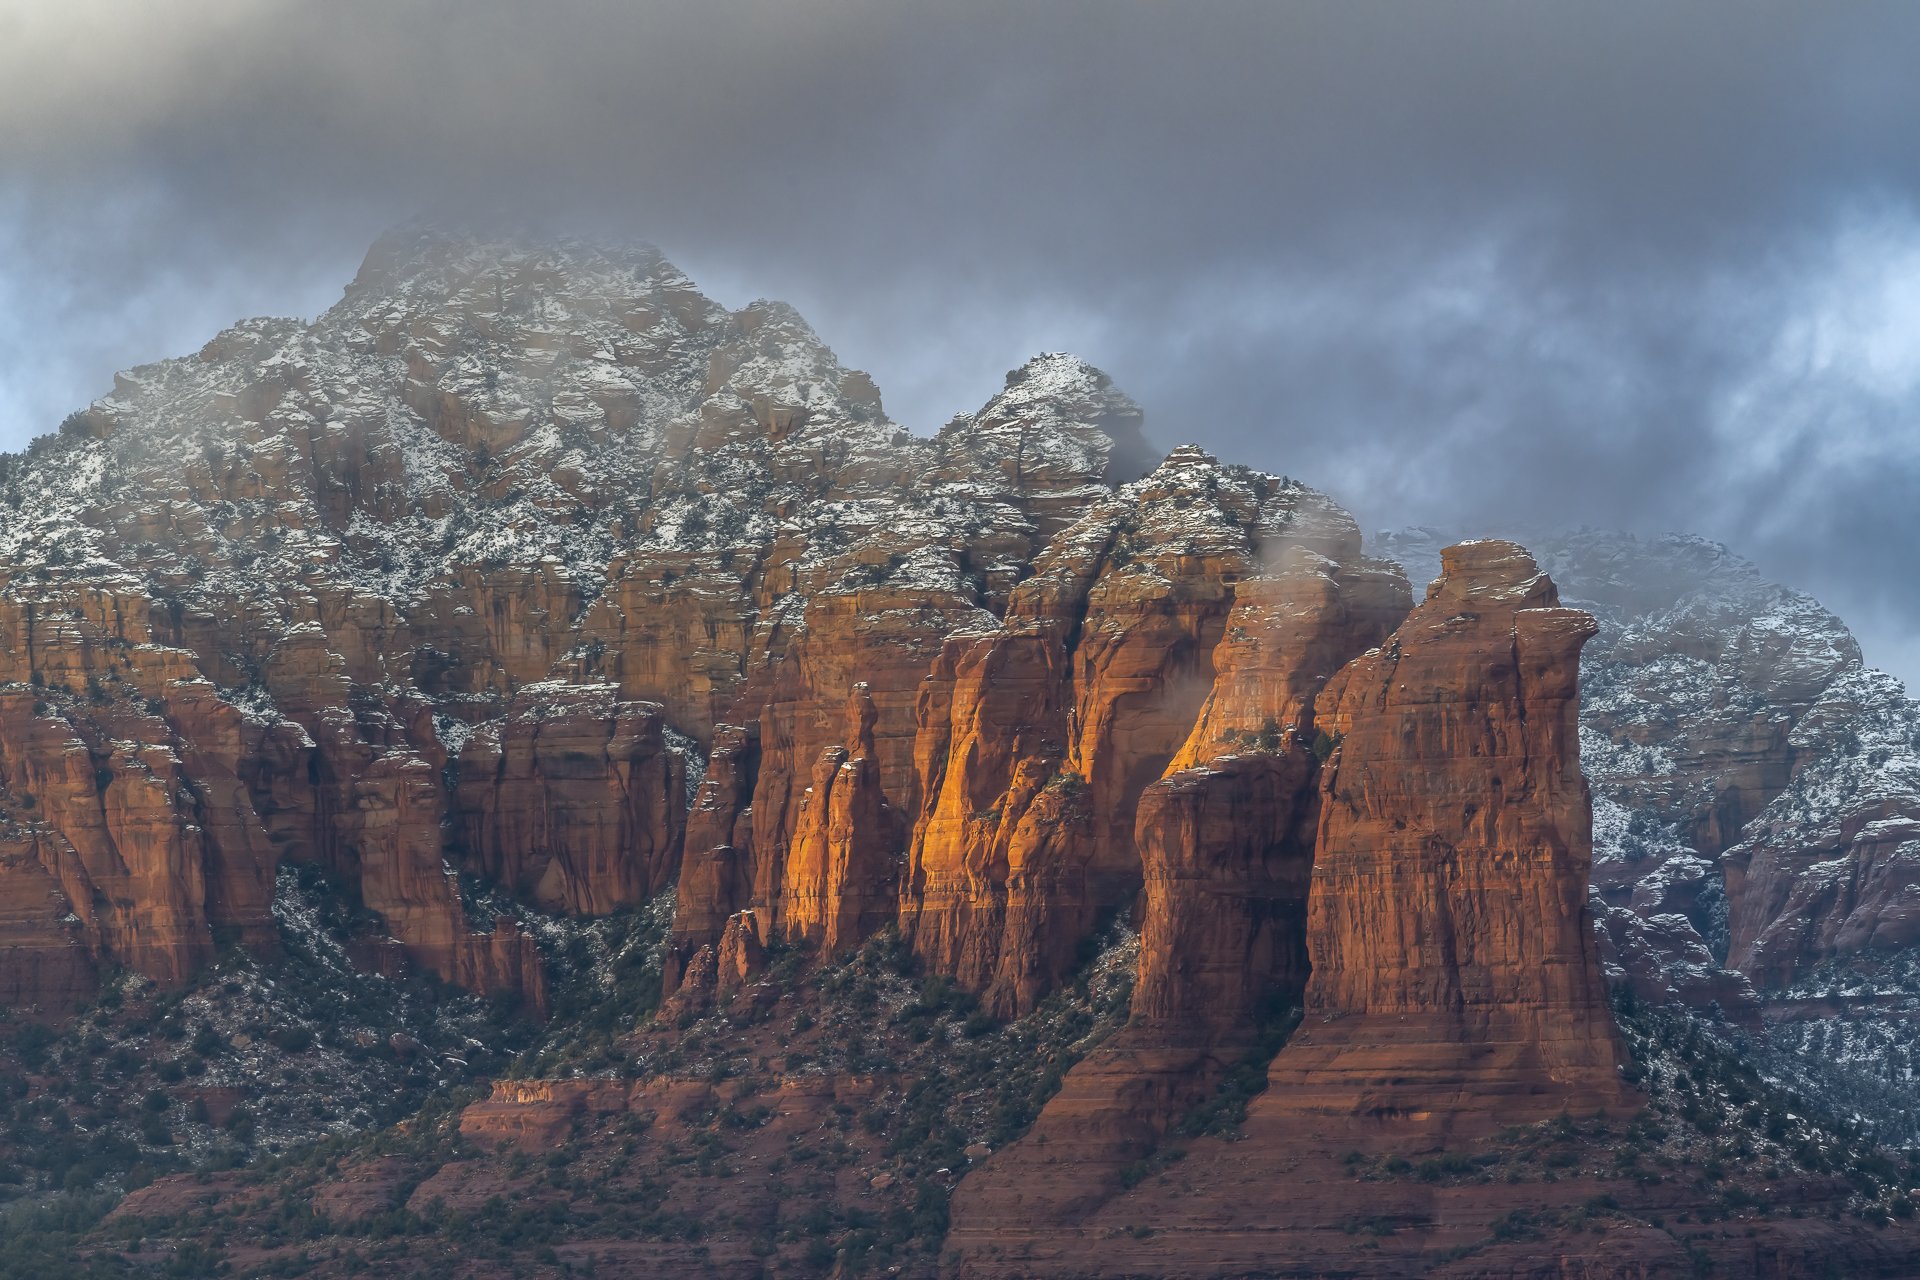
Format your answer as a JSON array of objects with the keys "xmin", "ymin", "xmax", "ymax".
[
  {"xmin": 1261, "ymin": 539, "xmax": 1625, "ymax": 1126},
  {"xmin": 0, "ymin": 230, "xmax": 1262, "ymax": 1021},
  {"xmin": 453, "ymin": 683, "xmax": 686, "ymax": 915},
  {"xmin": 946, "ymin": 548, "xmax": 1409, "ymax": 1224},
  {"xmin": 950, "ymin": 541, "xmax": 1622, "ymax": 1246},
  {"xmin": 900, "ymin": 448, "xmax": 1373, "ymax": 1017}
]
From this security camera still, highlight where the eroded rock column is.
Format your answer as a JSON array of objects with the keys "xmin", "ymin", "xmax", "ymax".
[{"xmin": 1259, "ymin": 539, "xmax": 1628, "ymax": 1130}]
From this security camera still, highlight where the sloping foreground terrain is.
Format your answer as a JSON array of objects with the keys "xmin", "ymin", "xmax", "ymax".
[{"xmin": 2, "ymin": 230, "xmax": 1919, "ymax": 1277}]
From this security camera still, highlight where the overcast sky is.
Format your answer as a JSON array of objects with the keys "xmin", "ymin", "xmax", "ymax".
[{"xmin": 3, "ymin": 1, "xmax": 1918, "ymax": 684}]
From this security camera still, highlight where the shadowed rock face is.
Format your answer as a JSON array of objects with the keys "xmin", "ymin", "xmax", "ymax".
[
  {"xmin": 1723, "ymin": 668, "xmax": 1920, "ymax": 987},
  {"xmin": 453, "ymin": 685, "xmax": 687, "ymax": 915}
]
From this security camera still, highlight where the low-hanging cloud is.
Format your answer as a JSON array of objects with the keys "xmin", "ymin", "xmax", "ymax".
[{"xmin": 2, "ymin": 0, "xmax": 1918, "ymax": 681}]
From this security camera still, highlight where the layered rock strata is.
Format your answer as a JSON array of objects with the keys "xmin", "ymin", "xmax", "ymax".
[
  {"xmin": 1133, "ymin": 554, "xmax": 1410, "ymax": 1039},
  {"xmin": 953, "ymin": 542, "xmax": 1621, "ymax": 1243},
  {"xmin": 900, "ymin": 449, "xmax": 1373, "ymax": 1017},
  {"xmin": 1723, "ymin": 669, "xmax": 1920, "ymax": 986},
  {"xmin": 1386, "ymin": 527, "xmax": 1920, "ymax": 1007},
  {"xmin": 0, "ymin": 234, "xmax": 1639, "ymax": 1182},
  {"xmin": 776, "ymin": 684, "xmax": 902, "ymax": 954},
  {"xmin": 2, "ymin": 230, "xmax": 1229, "ymax": 1018},
  {"xmin": 949, "ymin": 551, "xmax": 1410, "ymax": 1223},
  {"xmin": 1259, "ymin": 539, "xmax": 1626, "ymax": 1126},
  {"xmin": 453, "ymin": 684, "xmax": 686, "ymax": 914}
]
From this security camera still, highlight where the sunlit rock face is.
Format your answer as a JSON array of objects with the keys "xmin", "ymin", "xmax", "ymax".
[
  {"xmin": 946, "ymin": 543, "xmax": 1411, "ymax": 1228},
  {"xmin": 3, "ymin": 227, "xmax": 930, "ymax": 1010},
  {"xmin": 1259, "ymin": 540, "xmax": 1628, "ymax": 1127},
  {"xmin": 898, "ymin": 447, "xmax": 1378, "ymax": 1018}
]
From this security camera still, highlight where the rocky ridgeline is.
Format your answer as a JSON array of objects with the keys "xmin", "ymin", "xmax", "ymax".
[
  {"xmin": 0, "ymin": 226, "xmax": 1155, "ymax": 1016},
  {"xmin": 7, "ymin": 229, "xmax": 1918, "ymax": 1275}
]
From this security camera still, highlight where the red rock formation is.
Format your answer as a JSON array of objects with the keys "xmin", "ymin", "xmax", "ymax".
[
  {"xmin": 947, "ymin": 543, "xmax": 1631, "ymax": 1273},
  {"xmin": 903, "ymin": 450, "xmax": 1369, "ymax": 1016},
  {"xmin": 661, "ymin": 579, "xmax": 981, "ymax": 982},
  {"xmin": 2, "ymin": 237, "xmax": 1201, "ymax": 1024},
  {"xmin": 458, "ymin": 1078, "xmax": 634, "ymax": 1151},
  {"xmin": 1260, "ymin": 539, "xmax": 1627, "ymax": 1129},
  {"xmin": 950, "ymin": 551, "xmax": 1408, "ymax": 1225},
  {"xmin": 1135, "ymin": 556, "xmax": 1410, "ymax": 1039},
  {"xmin": 1593, "ymin": 893, "xmax": 1760, "ymax": 1018},
  {"xmin": 0, "ymin": 835, "xmax": 95, "ymax": 1015},
  {"xmin": 777, "ymin": 684, "xmax": 902, "ymax": 954},
  {"xmin": 454, "ymin": 684, "xmax": 686, "ymax": 914},
  {"xmin": 261, "ymin": 623, "xmax": 548, "ymax": 1014},
  {"xmin": 28, "ymin": 591, "xmax": 564, "ymax": 1016},
  {"xmin": 572, "ymin": 551, "xmax": 760, "ymax": 742},
  {"xmin": 1727, "ymin": 807, "xmax": 1920, "ymax": 988},
  {"xmin": 740, "ymin": 586, "xmax": 962, "ymax": 936},
  {"xmin": 0, "ymin": 575, "xmax": 532, "ymax": 1014},
  {"xmin": 900, "ymin": 625, "xmax": 1077, "ymax": 1014},
  {"xmin": 666, "ymin": 723, "xmax": 759, "ymax": 990},
  {"xmin": 714, "ymin": 910, "xmax": 768, "ymax": 995},
  {"xmin": 0, "ymin": 687, "xmax": 211, "ymax": 987},
  {"xmin": 0, "ymin": 589, "xmax": 280, "ymax": 994},
  {"xmin": 0, "ymin": 232, "xmax": 1642, "ymax": 1164}
]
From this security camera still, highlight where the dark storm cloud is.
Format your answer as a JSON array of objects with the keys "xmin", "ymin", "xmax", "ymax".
[{"xmin": 3, "ymin": 1, "xmax": 1919, "ymax": 679}]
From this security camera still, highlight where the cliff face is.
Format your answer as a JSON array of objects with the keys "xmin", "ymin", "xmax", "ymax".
[
  {"xmin": 0, "ymin": 232, "xmax": 1640, "ymax": 1167},
  {"xmin": 772, "ymin": 683, "xmax": 900, "ymax": 954},
  {"xmin": 657, "ymin": 353, "xmax": 1142, "ymax": 982},
  {"xmin": 8, "ymin": 231, "xmax": 1288, "ymax": 1019},
  {"xmin": 898, "ymin": 448, "xmax": 1375, "ymax": 1017},
  {"xmin": 1381, "ymin": 526, "xmax": 1920, "ymax": 1021},
  {"xmin": 1533, "ymin": 531, "xmax": 1872, "ymax": 1001},
  {"xmin": 0, "ymin": 592, "xmax": 268, "ymax": 1000},
  {"xmin": 949, "ymin": 541, "xmax": 1623, "ymax": 1248},
  {"xmin": 947, "ymin": 548, "xmax": 1411, "ymax": 1226},
  {"xmin": 1260, "ymin": 540, "xmax": 1626, "ymax": 1126},
  {"xmin": 453, "ymin": 684, "xmax": 686, "ymax": 915},
  {"xmin": 1722, "ymin": 668, "xmax": 1920, "ymax": 986},
  {"xmin": 1134, "ymin": 554, "xmax": 1411, "ymax": 1038}
]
